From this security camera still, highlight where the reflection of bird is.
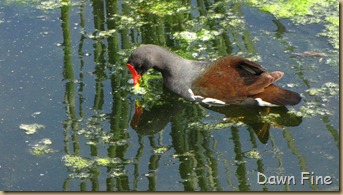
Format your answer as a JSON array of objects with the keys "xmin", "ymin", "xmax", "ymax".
[
  {"xmin": 203, "ymin": 105, "xmax": 302, "ymax": 144},
  {"xmin": 127, "ymin": 44, "xmax": 301, "ymax": 106},
  {"xmin": 130, "ymin": 89, "xmax": 302, "ymax": 144},
  {"xmin": 130, "ymin": 89, "xmax": 188, "ymax": 135}
]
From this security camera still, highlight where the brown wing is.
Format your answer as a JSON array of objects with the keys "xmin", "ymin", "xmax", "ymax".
[{"xmin": 191, "ymin": 56, "xmax": 284, "ymax": 104}]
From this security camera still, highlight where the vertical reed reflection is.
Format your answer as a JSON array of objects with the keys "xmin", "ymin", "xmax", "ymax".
[{"xmin": 60, "ymin": 0, "xmax": 81, "ymax": 190}]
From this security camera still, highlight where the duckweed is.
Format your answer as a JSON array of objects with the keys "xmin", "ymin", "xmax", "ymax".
[
  {"xmin": 30, "ymin": 138, "xmax": 55, "ymax": 156},
  {"xmin": 133, "ymin": 0, "xmax": 189, "ymax": 17},
  {"xmin": 306, "ymin": 82, "xmax": 338, "ymax": 97},
  {"xmin": 244, "ymin": 149, "xmax": 261, "ymax": 159},
  {"xmin": 260, "ymin": 113, "xmax": 281, "ymax": 124},
  {"xmin": 95, "ymin": 157, "xmax": 121, "ymax": 166},
  {"xmin": 153, "ymin": 147, "xmax": 169, "ymax": 154},
  {"xmin": 19, "ymin": 123, "xmax": 45, "ymax": 135},
  {"xmin": 110, "ymin": 169, "xmax": 127, "ymax": 177},
  {"xmin": 68, "ymin": 172, "xmax": 91, "ymax": 179},
  {"xmin": 187, "ymin": 121, "xmax": 232, "ymax": 131},
  {"xmin": 246, "ymin": 0, "xmax": 338, "ymax": 49},
  {"xmin": 62, "ymin": 155, "xmax": 93, "ymax": 170}
]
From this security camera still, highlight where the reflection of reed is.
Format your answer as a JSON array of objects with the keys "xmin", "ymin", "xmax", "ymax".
[
  {"xmin": 231, "ymin": 126, "xmax": 249, "ymax": 191},
  {"xmin": 283, "ymin": 129, "xmax": 317, "ymax": 191},
  {"xmin": 322, "ymin": 116, "xmax": 339, "ymax": 149},
  {"xmin": 107, "ymin": 0, "xmax": 131, "ymax": 191},
  {"xmin": 169, "ymin": 103, "xmax": 219, "ymax": 191},
  {"xmin": 60, "ymin": 0, "xmax": 81, "ymax": 190}
]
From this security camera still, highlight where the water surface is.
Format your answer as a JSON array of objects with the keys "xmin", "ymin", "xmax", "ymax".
[{"xmin": 0, "ymin": 0, "xmax": 339, "ymax": 191}]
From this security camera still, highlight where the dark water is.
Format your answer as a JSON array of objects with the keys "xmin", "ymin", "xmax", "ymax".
[{"xmin": 0, "ymin": 0, "xmax": 339, "ymax": 191}]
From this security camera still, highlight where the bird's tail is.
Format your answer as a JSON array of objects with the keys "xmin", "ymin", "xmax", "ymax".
[{"xmin": 252, "ymin": 84, "xmax": 301, "ymax": 106}]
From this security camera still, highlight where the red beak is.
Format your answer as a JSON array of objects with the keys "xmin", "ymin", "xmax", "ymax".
[{"xmin": 126, "ymin": 63, "xmax": 141, "ymax": 87}]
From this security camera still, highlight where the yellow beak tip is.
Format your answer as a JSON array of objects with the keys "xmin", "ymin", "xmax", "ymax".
[{"xmin": 134, "ymin": 84, "xmax": 140, "ymax": 91}]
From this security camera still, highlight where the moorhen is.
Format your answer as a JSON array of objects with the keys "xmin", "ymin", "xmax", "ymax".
[{"xmin": 126, "ymin": 44, "xmax": 301, "ymax": 106}]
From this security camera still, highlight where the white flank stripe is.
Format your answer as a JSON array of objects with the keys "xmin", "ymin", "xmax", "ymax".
[
  {"xmin": 254, "ymin": 98, "xmax": 279, "ymax": 107},
  {"xmin": 188, "ymin": 88, "xmax": 226, "ymax": 105},
  {"xmin": 188, "ymin": 89, "xmax": 204, "ymax": 101},
  {"xmin": 188, "ymin": 89, "xmax": 196, "ymax": 100},
  {"xmin": 202, "ymin": 98, "xmax": 226, "ymax": 105}
]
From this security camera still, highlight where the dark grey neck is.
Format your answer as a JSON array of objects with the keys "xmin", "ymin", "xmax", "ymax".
[
  {"xmin": 140, "ymin": 45, "xmax": 209, "ymax": 99},
  {"xmin": 147, "ymin": 45, "xmax": 188, "ymax": 76}
]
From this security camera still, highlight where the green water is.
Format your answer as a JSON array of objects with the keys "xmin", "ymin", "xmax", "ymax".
[{"xmin": 0, "ymin": 0, "xmax": 339, "ymax": 191}]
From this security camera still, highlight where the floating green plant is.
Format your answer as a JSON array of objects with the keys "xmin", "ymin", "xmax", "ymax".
[
  {"xmin": 287, "ymin": 82, "xmax": 338, "ymax": 118},
  {"xmin": 153, "ymin": 146, "xmax": 169, "ymax": 154},
  {"xmin": 260, "ymin": 113, "xmax": 281, "ymax": 124},
  {"xmin": 110, "ymin": 169, "xmax": 127, "ymax": 177},
  {"xmin": 37, "ymin": 0, "xmax": 65, "ymax": 10},
  {"xmin": 133, "ymin": 0, "xmax": 189, "ymax": 17},
  {"xmin": 306, "ymin": 82, "xmax": 338, "ymax": 97},
  {"xmin": 187, "ymin": 121, "xmax": 232, "ymax": 131},
  {"xmin": 62, "ymin": 155, "xmax": 93, "ymax": 170},
  {"xmin": 244, "ymin": 149, "xmax": 261, "ymax": 159},
  {"xmin": 2, "ymin": 0, "xmax": 78, "ymax": 10},
  {"xmin": 3, "ymin": 0, "xmax": 41, "ymax": 6},
  {"xmin": 30, "ymin": 138, "xmax": 56, "ymax": 156},
  {"xmin": 245, "ymin": 0, "xmax": 338, "ymax": 49},
  {"xmin": 68, "ymin": 172, "xmax": 91, "ymax": 179},
  {"xmin": 95, "ymin": 157, "xmax": 121, "ymax": 166},
  {"xmin": 19, "ymin": 123, "xmax": 45, "ymax": 135}
]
